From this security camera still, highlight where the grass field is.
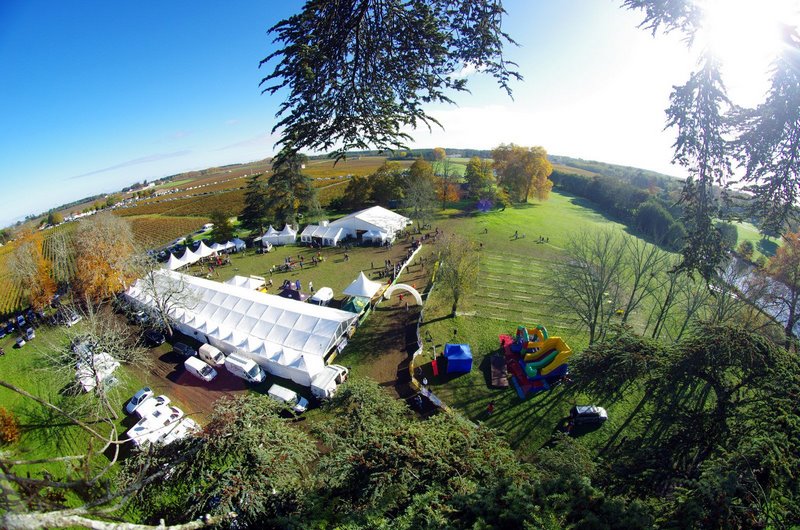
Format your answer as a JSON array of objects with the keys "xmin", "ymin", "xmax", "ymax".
[
  {"xmin": 414, "ymin": 193, "xmax": 646, "ymax": 449},
  {"xmin": 734, "ymin": 220, "xmax": 779, "ymax": 260}
]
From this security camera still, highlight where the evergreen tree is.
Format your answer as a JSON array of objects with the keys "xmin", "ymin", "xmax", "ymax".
[
  {"xmin": 264, "ymin": 153, "xmax": 315, "ymax": 226},
  {"xmin": 239, "ymin": 173, "xmax": 269, "ymax": 232}
]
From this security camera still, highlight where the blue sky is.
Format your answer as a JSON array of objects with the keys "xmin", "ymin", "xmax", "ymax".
[{"xmin": 0, "ymin": 1, "xmax": 705, "ymax": 226}]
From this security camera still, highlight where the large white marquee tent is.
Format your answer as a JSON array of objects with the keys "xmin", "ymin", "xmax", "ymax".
[
  {"xmin": 124, "ymin": 270, "xmax": 357, "ymax": 386},
  {"xmin": 300, "ymin": 206, "xmax": 410, "ymax": 247}
]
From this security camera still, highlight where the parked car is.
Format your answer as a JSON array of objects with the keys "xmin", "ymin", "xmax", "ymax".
[
  {"xmin": 129, "ymin": 310, "xmax": 148, "ymax": 325},
  {"xmin": 267, "ymin": 384, "xmax": 309, "ymax": 414},
  {"xmin": 5, "ymin": 321, "xmax": 15, "ymax": 334},
  {"xmin": 25, "ymin": 327, "xmax": 35, "ymax": 340},
  {"xmin": 172, "ymin": 342, "xmax": 196, "ymax": 357},
  {"xmin": 569, "ymin": 405, "xmax": 608, "ymax": 427},
  {"xmin": 64, "ymin": 312, "xmax": 82, "ymax": 327},
  {"xmin": 15, "ymin": 336, "xmax": 26, "ymax": 348},
  {"xmin": 198, "ymin": 344, "xmax": 225, "ymax": 366},
  {"xmin": 0, "ymin": 327, "xmax": 6, "ymax": 339},
  {"xmin": 125, "ymin": 387, "xmax": 154, "ymax": 415},
  {"xmin": 143, "ymin": 329, "xmax": 165, "ymax": 346},
  {"xmin": 16, "ymin": 315, "xmax": 26, "ymax": 328}
]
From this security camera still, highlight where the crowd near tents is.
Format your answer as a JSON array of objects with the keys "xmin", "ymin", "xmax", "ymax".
[
  {"xmin": 301, "ymin": 206, "xmax": 410, "ymax": 247},
  {"xmin": 165, "ymin": 239, "xmax": 245, "ymax": 271},
  {"xmin": 124, "ymin": 270, "xmax": 358, "ymax": 386}
]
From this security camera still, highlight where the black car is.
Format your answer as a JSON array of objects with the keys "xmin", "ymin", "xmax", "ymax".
[{"xmin": 143, "ymin": 329, "xmax": 165, "ymax": 346}]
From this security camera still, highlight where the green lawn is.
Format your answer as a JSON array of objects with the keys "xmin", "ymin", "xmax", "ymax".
[
  {"xmin": 415, "ymin": 193, "xmax": 641, "ymax": 450},
  {"xmin": 733, "ymin": 220, "xmax": 780, "ymax": 260},
  {"xmin": 0, "ymin": 322, "xmax": 150, "ymax": 493}
]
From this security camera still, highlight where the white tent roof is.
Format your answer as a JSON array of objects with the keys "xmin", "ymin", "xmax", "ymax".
[
  {"xmin": 166, "ymin": 253, "xmax": 185, "ymax": 271},
  {"xmin": 279, "ymin": 224, "xmax": 297, "ymax": 236},
  {"xmin": 301, "ymin": 224, "xmax": 344, "ymax": 241},
  {"xmin": 195, "ymin": 241, "xmax": 215, "ymax": 258},
  {"xmin": 210, "ymin": 242, "xmax": 225, "ymax": 252},
  {"xmin": 309, "ymin": 287, "xmax": 334, "ymax": 303},
  {"xmin": 181, "ymin": 248, "xmax": 199, "ymax": 264},
  {"xmin": 332, "ymin": 205, "xmax": 409, "ymax": 234},
  {"xmin": 224, "ymin": 275, "xmax": 266, "ymax": 290},
  {"xmin": 232, "ymin": 238, "xmax": 246, "ymax": 249},
  {"xmin": 125, "ymin": 270, "xmax": 357, "ymax": 360},
  {"xmin": 342, "ymin": 272, "xmax": 383, "ymax": 298},
  {"xmin": 266, "ymin": 225, "xmax": 278, "ymax": 236}
]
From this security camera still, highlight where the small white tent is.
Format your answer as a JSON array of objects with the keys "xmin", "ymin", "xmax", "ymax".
[
  {"xmin": 195, "ymin": 241, "xmax": 215, "ymax": 258},
  {"xmin": 343, "ymin": 272, "xmax": 383, "ymax": 299},
  {"xmin": 181, "ymin": 248, "xmax": 200, "ymax": 265},
  {"xmin": 231, "ymin": 238, "xmax": 246, "ymax": 252},
  {"xmin": 266, "ymin": 224, "xmax": 296, "ymax": 246},
  {"xmin": 166, "ymin": 253, "xmax": 186, "ymax": 271}
]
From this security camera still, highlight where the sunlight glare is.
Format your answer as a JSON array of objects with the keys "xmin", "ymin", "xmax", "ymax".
[{"xmin": 697, "ymin": 0, "xmax": 799, "ymax": 104}]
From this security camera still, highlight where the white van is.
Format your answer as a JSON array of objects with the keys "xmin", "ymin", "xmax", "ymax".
[
  {"xmin": 267, "ymin": 384, "xmax": 309, "ymax": 413},
  {"xmin": 310, "ymin": 365, "xmax": 349, "ymax": 399},
  {"xmin": 184, "ymin": 356, "xmax": 218, "ymax": 382},
  {"xmin": 224, "ymin": 353, "xmax": 266, "ymax": 383},
  {"xmin": 198, "ymin": 344, "xmax": 225, "ymax": 366}
]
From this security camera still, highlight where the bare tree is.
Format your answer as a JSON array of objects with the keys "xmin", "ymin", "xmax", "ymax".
[
  {"xmin": 550, "ymin": 230, "xmax": 626, "ymax": 344},
  {"xmin": 619, "ymin": 235, "xmax": 671, "ymax": 324},
  {"xmin": 436, "ymin": 234, "xmax": 480, "ymax": 317},
  {"xmin": 0, "ymin": 378, "xmax": 225, "ymax": 530},
  {"xmin": 131, "ymin": 266, "xmax": 198, "ymax": 338},
  {"xmin": 37, "ymin": 303, "xmax": 152, "ymax": 422}
]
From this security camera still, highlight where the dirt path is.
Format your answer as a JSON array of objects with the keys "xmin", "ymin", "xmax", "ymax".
[{"xmin": 342, "ymin": 240, "xmax": 435, "ymax": 399}]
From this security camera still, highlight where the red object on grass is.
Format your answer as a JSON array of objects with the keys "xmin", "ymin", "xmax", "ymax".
[{"xmin": 432, "ymin": 359, "xmax": 439, "ymax": 376}]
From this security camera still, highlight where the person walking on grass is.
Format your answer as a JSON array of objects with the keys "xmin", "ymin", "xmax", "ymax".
[
  {"xmin": 309, "ymin": 281, "xmax": 314, "ymax": 294},
  {"xmin": 487, "ymin": 402, "xmax": 495, "ymax": 415}
]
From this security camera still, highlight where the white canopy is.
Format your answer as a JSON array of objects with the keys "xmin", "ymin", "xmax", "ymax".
[
  {"xmin": 266, "ymin": 224, "xmax": 297, "ymax": 246},
  {"xmin": 195, "ymin": 241, "xmax": 215, "ymax": 258},
  {"xmin": 224, "ymin": 275, "xmax": 266, "ymax": 290},
  {"xmin": 363, "ymin": 230, "xmax": 388, "ymax": 242},
  {"xmin": 210, "ymin": 242, "xmax": 225, "ymax": 252},
  {"xmin": 166, "ymin": 253, "xmax": 186, "ymax": 271},
  {"xmin": 124, "ymin": 270, "xmax": 357, "ymax": 386},
  {"xmin": 181, "ymin": 248, "xmax": 199, "ymax": 265},
  {"xmin": 231, "ymin": 238, "xmax": 246, "ymax": 251},
  {"xmin": 309, "ymin": 287, "xmax": 334, "ymax": 304},
  {"xmin": 301, "ymin": 206, "xmax": 409, "ymax": 247},
  {"xmin": 342, "ymin": 272, "xmax": 383, "ymax": 298}
]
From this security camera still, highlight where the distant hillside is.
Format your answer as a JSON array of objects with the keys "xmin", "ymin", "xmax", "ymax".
[{"xmin": 550, "ymin": 154, "xmax": 680, "ymax": 191}]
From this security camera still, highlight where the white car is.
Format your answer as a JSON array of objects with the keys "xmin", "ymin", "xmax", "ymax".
[
  {"xmin": 15, "ymin": 336, "xmax": 26, "ymax": 348},
  {"xmin": 65, "ymin": 312, "xmax": 82, "ymax": 327},
  {"xmin": 25, "ymin": 327, "xmax": 35, "ymax": 340}
]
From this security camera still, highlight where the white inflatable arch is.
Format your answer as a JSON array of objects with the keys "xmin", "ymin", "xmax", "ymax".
[{"xmin": 383, "ymin": 283, "xmax": 423, "ymax": 305}]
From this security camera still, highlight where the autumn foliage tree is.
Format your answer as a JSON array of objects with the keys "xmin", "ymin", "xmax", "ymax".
[
  {"xmin": 764, "ymin": 230, "xmax": 800, "ymax": 348},
  {"xmin": 492, "ymin": 144, "xmax": 553, "ymax": 203},
  {"xmin": 73, "ymin": 213, "xmax": 138, "ymax": 303},
  {"xmin": 8, "ymin": 233, "xmax": 56, "ymax": 311}
]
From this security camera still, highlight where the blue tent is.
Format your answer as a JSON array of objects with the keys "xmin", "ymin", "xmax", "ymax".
[{"xmin": 444, "ymin": 343, "xmax": 473, "ymax": 374}]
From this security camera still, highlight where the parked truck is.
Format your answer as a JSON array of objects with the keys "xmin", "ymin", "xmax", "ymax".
[
  {"xmin": 310, "ymin": 364, "xmax": 349, "ymax": 399},
  {"xmin": 224, "ymin": 352, "xmax": 266, "ymax": 383},
  {"xmin": 198, "ymin": 344, "xmax": 225, "ymax": 366},
  {"xmin": 184, "ymin": 356, "xmax": 217, "ymax": 382}
]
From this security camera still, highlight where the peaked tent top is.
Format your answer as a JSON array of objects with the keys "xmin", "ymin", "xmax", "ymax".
[{"xmin": 342, "ymin": 271, "xmax": 383, "ymax": 298}]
